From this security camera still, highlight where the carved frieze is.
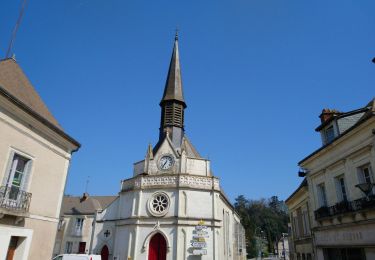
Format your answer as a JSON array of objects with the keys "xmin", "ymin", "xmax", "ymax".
[{"xmin": 121, "ymin": 175, "xmax": 220, "ymax": 192}]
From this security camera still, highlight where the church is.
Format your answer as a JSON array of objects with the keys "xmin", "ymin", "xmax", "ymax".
[{"xmin": 91, "ymin": 35, "xmax": 247, "ymax": 260}]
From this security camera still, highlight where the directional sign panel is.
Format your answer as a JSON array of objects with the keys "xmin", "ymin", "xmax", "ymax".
[
  {"xmin": 193, "ymin": 234, "xmax": 209, "ymax": 239},
  {"xmin": 192, "ymin": 249, "xmax": 207, "ymax": 255},
  {"xmin": 191, "ymin": 242, "xmax": 207, "ymax": 248}
]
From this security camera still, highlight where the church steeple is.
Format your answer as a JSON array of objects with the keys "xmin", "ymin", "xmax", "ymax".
[{"xmin": 159, "ymin": 33, "xmax": 186, "ymax": 147}]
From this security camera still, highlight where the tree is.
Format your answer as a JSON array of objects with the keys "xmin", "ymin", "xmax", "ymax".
[{"xmin": 234, "ymin": 195, "xmax": 289, "ymax": 258}]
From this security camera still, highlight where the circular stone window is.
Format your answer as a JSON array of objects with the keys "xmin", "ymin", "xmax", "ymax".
[{"xmin": 148, "ymin": 192, "xmax": 170, "ymax": 217}]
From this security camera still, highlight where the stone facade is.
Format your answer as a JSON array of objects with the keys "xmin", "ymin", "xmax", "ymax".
[{"xmin": 89, "ymin": 36, "xmax": 247, "ymax": 260}]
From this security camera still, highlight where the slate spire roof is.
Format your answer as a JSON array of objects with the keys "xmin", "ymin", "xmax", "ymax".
[{"xmin": 160, "ymin": 32, "xmax": 186, "ymax": 108}]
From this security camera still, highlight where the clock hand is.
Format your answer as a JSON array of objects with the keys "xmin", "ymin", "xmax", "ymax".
[{"xmin": 163, "ymin": 160, "xmax": 168, "ymax": 168}]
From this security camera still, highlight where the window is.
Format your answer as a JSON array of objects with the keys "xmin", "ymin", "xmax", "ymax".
[
  {"xmin": 293, "ymin": 215, "xmax": 299, "ymax": 238},
  {"xmin": 65, "ymin": 241, "xmax": 73, "ymax": 253},
  {"xmin": 325, "ymin": 126, "xmax": 335, "ymax": 143},
  {"xmin": 148, "ymin": 192, "xmax": 170, "ymax": 217},
  {"xmin": 362, "ymin": 166, "xmax": 372, "ymax": 184},
  {"xmin": 3, "ymin": 153, "xmax": 31, "ymax": 200},
  {"xmin": 358, "ymin": 165, "xmax": 374, "ymax": 194},
  {"xmin": 296, "ymin": 208, "xmax": 304, "ymax": 238},
  {"xmin": 335, "ymin": 176, "xmax": 348, "ymax": 202},
  {"xmin": 73, "ymin": 218, "xmax": 84, "ymax": 236},
  {"xmin": 317, "ymin": 183, "xmax": 327, "ymax": 207},
  {"xmin": 302, "ymin": 210, "xmax": 310, "ymax": 235}
]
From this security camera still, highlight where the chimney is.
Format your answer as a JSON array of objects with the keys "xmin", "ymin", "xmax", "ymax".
[
  {"xmin": 319, "ymin": 109, "xmax": 340, "ymax": 123},
  {"xmin": 80, "ymin": 192, "xmax": 89, "ymax": 202}
]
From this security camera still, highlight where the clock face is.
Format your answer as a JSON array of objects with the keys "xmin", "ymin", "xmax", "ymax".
[{"xmin": 159, "ymin": 155, "xmax": 174, "ymax": 170}]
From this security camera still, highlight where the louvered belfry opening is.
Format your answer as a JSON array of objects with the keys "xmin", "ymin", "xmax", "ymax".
[{"xmin": 161, "ymin": 101, "xmax": 184, "ymax": 129}]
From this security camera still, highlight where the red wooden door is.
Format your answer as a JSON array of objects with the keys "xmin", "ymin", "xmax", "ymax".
[
  {"xmin": 78, "ymin": 242, "xmax": 86, "ymax": 253},
  {"xmin": 148, "ymin": 233, "xmax": 167, "ymax": 260},
  {"xmin": 6, "ymin": 248, "xmax": 15, "ymax": 260},
  {"xmin": 6, "ymin": 237, "xmax": 19, "ymax": 260},
  {"xmin": 101, "ymin": 245, "xmax": 109, "ymax": 260}
]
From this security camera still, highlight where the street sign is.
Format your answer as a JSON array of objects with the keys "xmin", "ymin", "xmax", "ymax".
[
  {"xmin": 195, "ymin": 225, "xmax": 207, "ymax": 230},
  {"xmin": 192, "ymin": 234, "xmax": 209, "ymax": 239},
  {"xmin": 191, "ymin": 242, "xmax": 207, "ymax": 248},
  {"xmin": 192, "ymin": 249, "xmax": 207, "ymax": 255}
]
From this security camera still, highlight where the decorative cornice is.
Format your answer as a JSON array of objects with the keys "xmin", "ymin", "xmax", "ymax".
[{"xmin": 121, "ymin": 174, "xmax": 220, "ymax": 192}]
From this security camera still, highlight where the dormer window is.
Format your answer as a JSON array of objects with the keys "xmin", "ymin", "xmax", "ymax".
[{"xmin": 325, "ymin": 126, "xmax": 335, "ymax": 144}]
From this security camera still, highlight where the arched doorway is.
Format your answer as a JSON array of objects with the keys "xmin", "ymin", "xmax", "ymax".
[
  {"xmin": 100, "ymin": 245, "xmax": 109, "ymax": 260},
  {"xmin": 148, "ymin": 233, "xmax": 167, "ymax": 260}
]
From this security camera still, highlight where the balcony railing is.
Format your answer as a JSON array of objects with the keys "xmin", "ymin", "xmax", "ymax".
[
  {"xmin": 315, "ymin": 195, "xmax": 375, "ymax": 220},
  {"xmin": 0, "ymin": 186, "xmax": 32, "ymax": 212}
]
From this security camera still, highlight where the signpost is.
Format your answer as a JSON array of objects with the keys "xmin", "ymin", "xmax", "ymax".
[{"xmin": 191, "ymin": 220, "xmax": 209, "ymax": 256}]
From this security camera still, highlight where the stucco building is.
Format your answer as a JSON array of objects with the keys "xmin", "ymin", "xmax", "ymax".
[
  {"xmin": 0, "ymin": 58, "xmax": 80, "ymax": 259},
  {"xmin": 53, "ymin": 194, "xmax": 117, "ymax": 257},
  {"xmin": 288, "ymin": 99, "xmax": 375, "ymax": 260},
  {"xmin": 90, "ymin": 35, "xmax": 247, "ymax": 260},
  {"xmin": 285, "ymin": 179, "xmax": 313, "ymax": 260}
]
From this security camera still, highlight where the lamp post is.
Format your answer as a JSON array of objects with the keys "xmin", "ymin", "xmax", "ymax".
[
  {"xmin": 255, "ymin": 227, "xmax": 264, "ymax": 260},
  {"xmin": 281, "ymin": 233, "xmax": 288, "ymax": 260}
]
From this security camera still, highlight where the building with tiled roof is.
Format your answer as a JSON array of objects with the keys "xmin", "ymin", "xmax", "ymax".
[
  {"xmin": 53, "ymin": 193, "xmax": 117, "ymax": 256},
  {"xmin": 0, "ymin": 58, "xmax": 80, "ymax": 260}
]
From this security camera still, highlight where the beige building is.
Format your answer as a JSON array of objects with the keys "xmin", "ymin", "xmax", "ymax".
[
  {"xmin": 0, "ymin": 58, "xmax": 80, "ymax": 259},
  {"xmin": 286, "ymin": 178, "xmax": 313, "ymax": 260},
  {"xmin": 53, "ymin": 194, "xmax": 117, "ymax": 257},
  {"xmin": 294, "ymin": 99, "xmax": 375, "ymax": 260}
]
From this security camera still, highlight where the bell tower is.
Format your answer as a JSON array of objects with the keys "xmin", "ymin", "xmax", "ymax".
[{"xmin": 159, "ymin": 33, "xmax": 187, "ymax": 148}]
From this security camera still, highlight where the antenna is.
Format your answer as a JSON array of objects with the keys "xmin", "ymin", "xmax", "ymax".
[
  {"xmin": 6, "ymin": 0, "xmax": 29, "ymax": 58},
  {"xmin": 85, "ymin": 176, "xmax": 90, "ymax": 193}
]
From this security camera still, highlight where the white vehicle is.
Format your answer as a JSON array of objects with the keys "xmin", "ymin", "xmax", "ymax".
[{"xmin": 52, "ymin": 254, "xmax": 101, "ymax": 260}]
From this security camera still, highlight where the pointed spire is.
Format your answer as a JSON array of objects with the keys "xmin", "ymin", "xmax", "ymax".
[
  {"xmin": 145, "ymin": 143, "xmax": 154, "ymax": 160},
  {"xmin": 160, "ymin": 33, "xmax": 186, "ymax": 107},
  {"xmin": 144, "ymin": 143, "xmax": 154, "ymax": 174},
  {"xmin": 158, "ymin": 33, "xmax": 187, "ymax": 148}
]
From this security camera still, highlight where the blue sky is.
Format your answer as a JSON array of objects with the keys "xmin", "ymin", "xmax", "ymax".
[{"xmin": 1, "ymin": 0, "xmax": 375, "ymax": 202}]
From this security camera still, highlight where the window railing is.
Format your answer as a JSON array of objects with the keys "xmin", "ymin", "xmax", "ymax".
[
  {"xmin": 0, "ymin": 186, "xmax": 32, "ymax": 212},
  {"xmin": 314, "ymin": 195, "xmax": 375, "ymax": 220}
]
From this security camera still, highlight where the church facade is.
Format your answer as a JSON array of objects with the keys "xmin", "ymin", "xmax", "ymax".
[{"xmin": 91, "ymin": 35, "xmax": 246, "ymax": 260}]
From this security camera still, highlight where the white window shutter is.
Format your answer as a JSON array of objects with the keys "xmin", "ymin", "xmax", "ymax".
[
  {"xmin": 357, "ymin": 168, "xmax": 365, "ymax": 184},
  {"xmin": 317, "ymin": 186, "xmax": 323, "ymax": 207},
  {"xmin": 21, "ymin": 160, "xmax": 33, "ymax": 191},
  {"xmin": 2, "ymin": 151, "xmax": 15, "ymax": 186}
]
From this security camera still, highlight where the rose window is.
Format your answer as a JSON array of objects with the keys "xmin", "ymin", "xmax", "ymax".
[{"xmin": 148, "ymin": 192, "xmax": 170, "ymax": 217}]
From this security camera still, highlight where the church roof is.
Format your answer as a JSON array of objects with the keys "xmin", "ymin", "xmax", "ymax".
[
  {"xmin": 60, "ymin": 194, "xmax": 118, "ymax": 215},
  {"xmin": 160, "ymin": 34, "xmax": 186, "ymax": 107},
  {"xmin": 182, "ymin": 136, "xmax": 202, "ymax": 158}
]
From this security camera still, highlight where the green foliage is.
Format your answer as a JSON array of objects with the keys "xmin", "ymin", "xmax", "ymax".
[{"xmin": 234, "ymin": 195, "xmax": 289, "ymax": 258}]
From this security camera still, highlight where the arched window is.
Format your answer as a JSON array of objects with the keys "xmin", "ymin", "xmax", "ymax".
[{"xmin": 148, "ymin": 233, "xmax": 167, "ymax": 260}]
